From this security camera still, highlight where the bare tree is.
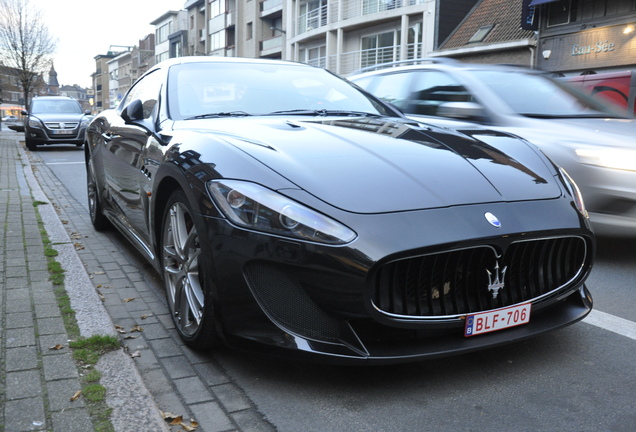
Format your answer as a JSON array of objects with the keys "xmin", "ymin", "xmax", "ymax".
[{"xmin": 0, "ymin": 0, "xmax": 56, "ymax": 108}]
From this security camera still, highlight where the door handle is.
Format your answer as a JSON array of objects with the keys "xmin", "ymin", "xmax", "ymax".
[{"xmin": 101, "ymin": 132, "xmax": 113, "ymax": 142}]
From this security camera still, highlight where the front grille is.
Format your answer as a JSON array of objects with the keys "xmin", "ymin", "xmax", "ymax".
[
  {"xmin": 373, "ymin": 236, "xmax": 587, "ymax": 318},
  {"xmin": 45, "ymin": 122, "xmax": 79, "ymax": 130}
]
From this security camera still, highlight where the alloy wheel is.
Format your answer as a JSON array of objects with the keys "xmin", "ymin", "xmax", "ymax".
[{"xmin": 162, "ymin": 201, "xmax": 205, "ymax": 337}]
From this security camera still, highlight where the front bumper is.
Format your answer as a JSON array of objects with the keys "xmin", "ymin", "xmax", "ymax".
[
  {"xmin": 26, "ymin": 126, "xmax": 86, "ymax": 145},
  {"xmin": 201, "ymin": 196, "xmax": 594, "ymax": 365},
  {"xmin": 225, "ymin": 285, "xmax": 592, "ymax": 365}
]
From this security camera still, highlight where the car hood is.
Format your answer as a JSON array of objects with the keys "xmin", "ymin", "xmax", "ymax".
[
  {"xmin": 183, "ymin": 117, "xmax": 561, "ymax": 213},
  {"xmin": 32, "ymin": 113, "xmax": 86, "ymax": 122}
]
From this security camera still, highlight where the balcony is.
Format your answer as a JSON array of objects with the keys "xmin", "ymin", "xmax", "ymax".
[
  {"xmin": 260, "ymin": 35, "xmax": 283, "ymax": 56},
  {"xmin": 294, "ymin": 0, "xmax": 426, "ymax": 36},
  {"xmin": 261, "ymin": 0, "xmax": 283, "ymax": 18}
]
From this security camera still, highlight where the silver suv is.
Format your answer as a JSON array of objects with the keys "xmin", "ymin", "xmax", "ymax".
[
  {"xmin": 22, "ymin": 96, "xmax": 91, "ymax": 151},
  {"xmin": 349, "ymin": 59, "xmax": 636, "ymax": 236}
]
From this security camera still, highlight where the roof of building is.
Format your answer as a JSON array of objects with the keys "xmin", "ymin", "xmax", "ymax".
[{"xmin": 440, "ymin": 0, "xmax": 535, "ymax": 50}]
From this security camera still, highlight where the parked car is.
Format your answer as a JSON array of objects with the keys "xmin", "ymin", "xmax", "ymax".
[
  {"xmin": 22, "ymin": 96, "xmax": 91, "ymax": 150},
  {"xmin": 85, "ymin": 56, "xmax": 594, "ymax": 364},
  {"xmin": 566, "ymin": 70, "xmax": 636, "ymax": 116},
  {"xmin": 1, "ymin": 115, "xmax": 22, "ymax": 131},
  {"xmin": 349, "ymin": 59, "xmax": 636, "ymax": 236}
]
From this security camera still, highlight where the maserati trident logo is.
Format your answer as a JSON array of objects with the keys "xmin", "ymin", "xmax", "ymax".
[
  {"xmin": 485, "ymin": 212, "xmax": 501, "ymax": 228},
  {"xmin": 486, "ymin": 261, "xmax": 507, "ymax": 299}
]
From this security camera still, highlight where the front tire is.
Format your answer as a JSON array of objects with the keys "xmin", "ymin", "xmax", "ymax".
[
  {"xmin": 25, "ymin": 137, "xmax": 38, "ymax": 151},
  {"xmin": 86, "ymin": 153, "xmax": 110, "ymax": 231},
  {"xmin": 161, "ymin": 190, "xmax": 220, "ymax": 350}
]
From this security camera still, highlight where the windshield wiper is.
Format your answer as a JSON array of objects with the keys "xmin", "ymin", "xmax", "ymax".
[
  {"xmin": 265, "ymin": 109, "xmax": 382, "ymax": 117},
  {"xmin": 185, "ymin": 111, "xmax": 251, "ymax": 120}
]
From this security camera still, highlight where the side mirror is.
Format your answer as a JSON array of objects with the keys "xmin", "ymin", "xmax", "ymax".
[
  {"xmin": 121, "ymin": 99, "xmax": 144, "ymax": 123},
  {"xmin": 84, "ymin": 110, "xmax": 91, "ymax": 115},
  {"xmin": 21, "ymin": 109, "xmax": 28, "ymax": 115},
  {"xmin": 437, "ymin": 102, "xmax": 486, "ymax": 122}
]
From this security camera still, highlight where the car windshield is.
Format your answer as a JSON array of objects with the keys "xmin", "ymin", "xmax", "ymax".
[
  {"xmin": 472, "ymin": 70, "xmax": 625, "ymax": 118},
  {"xmin": 31, "ymin": 99, "xmax": 82, "ymax": 114},
  {"xmin": 167, "ymin": 61, "xmax": 393, "ymax": 120}
]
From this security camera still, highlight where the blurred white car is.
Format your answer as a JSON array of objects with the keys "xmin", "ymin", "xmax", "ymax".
[{"xmin": 350, "ymin": 59, "xmax": 636, "ymax": 236}]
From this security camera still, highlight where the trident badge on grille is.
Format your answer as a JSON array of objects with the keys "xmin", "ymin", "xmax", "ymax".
[{"xmin": 486, "ymin": 261, "xmax": 507, "ymax": 299}]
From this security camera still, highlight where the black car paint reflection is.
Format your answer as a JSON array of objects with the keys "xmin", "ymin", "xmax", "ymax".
[{"xmin": 85, "ymin": 57, "xmax": 594, "ymax": 364}]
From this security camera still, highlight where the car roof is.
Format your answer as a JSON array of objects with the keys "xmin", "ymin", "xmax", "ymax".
[
  {"xmin": 152, "ymin": 55, "xmax": 308, "ymax": 71},
  {"xmin": 32, "ymin": 96, "xmax": 77, "ymax": 101},
  {"xmin": 350, "ymin": 58, "xmax": 542, "ymax": 79}
]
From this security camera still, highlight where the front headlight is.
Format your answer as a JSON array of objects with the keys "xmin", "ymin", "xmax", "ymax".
[
  {"xmin": 207, "ymin": 180, "xmax": 357, "ymax": 245},
  {"xmin": 559, "ymin": 167, "xmax": 588, "ymax": 218},
  {"xmin": 28, "ymin": 117, "xmax": 43, "ymax": 128},
  {"xmin": 575, "ymin": 148, "xmax": 636, "ymax": 171}
]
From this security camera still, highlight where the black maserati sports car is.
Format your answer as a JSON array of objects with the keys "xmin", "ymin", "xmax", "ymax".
[{"xmin": 85, "ymin": 57, "xmax": 594, "ymax": 364}]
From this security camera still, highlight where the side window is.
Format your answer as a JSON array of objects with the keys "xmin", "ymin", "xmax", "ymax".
[
  {"xmin": 406, "ymin": 71, "xmax": 474, "ymax": 117},
  {"xmin": 364, "ymin": 72, "xmax": 415, "ymax": 110},
  {"xmin": 121, "ymin": 71, "xmax": 162, "ymax": 119}
]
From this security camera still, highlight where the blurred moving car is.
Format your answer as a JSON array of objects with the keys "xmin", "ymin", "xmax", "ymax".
[
  {"xmin": 22, "ymin": 96, "xmax": 92, "ymax": 150},
  {"xmin": 349, "ymin": 59, "xmax": 636, "ymax": 236},
  {"xmin": 1, "ymin": 115, "xmax": 23, "ymax": 131},
  {"xmin": 85, "ymin": 56, "xmax": 594, "ymax": 364},
  {"xmin": 566, "ymin": 70, "xmax": 636, "ymax": 116}
]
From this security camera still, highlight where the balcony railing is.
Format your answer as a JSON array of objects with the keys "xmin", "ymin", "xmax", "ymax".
[
  {"xmin": 321, "ymin": 42, "xmax": 422, "ymax": 76},
  {"xmin": 261, "ymin": 35, "xmax": 283, "ymax": 52},
  {"xmin": 294, "ymin": 0, "xmax": 426, "ymax": 36}
]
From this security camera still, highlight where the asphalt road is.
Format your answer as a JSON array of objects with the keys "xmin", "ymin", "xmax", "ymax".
[{"xmin": 34, "ymin": 144, "xmax": 636, "ymax": 432}]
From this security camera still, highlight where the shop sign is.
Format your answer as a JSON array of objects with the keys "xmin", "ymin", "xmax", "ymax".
[{"xmin": 571, "ymin": 40, "xmax": 615, "ymax": 56}]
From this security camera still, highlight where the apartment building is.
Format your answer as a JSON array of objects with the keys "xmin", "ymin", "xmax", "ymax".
[
  {"xmin": 90, "ymin": 0, "xmax": 481, "ymax": 110},
  {"xmin": 183, "ymin": 0, "xmax": 478, "ymax": 75}
]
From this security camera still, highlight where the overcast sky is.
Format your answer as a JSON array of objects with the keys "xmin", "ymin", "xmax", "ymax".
[{"xmin": 30, "ymin": 0, "xmax": 185, "ymax": 88}]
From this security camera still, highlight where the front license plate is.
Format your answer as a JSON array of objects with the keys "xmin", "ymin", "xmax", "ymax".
[
  {"xmin": 51, "ymin": 129, "xmax": 73, "ymax": 135},
  {"xmin": 464, "ymin": 303, "xmax": 531, "ymax": 337}
]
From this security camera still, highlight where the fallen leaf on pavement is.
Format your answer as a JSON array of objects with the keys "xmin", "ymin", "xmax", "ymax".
[
  {"xmin": 130, "ymin": 325, "xmax": 143, "ymax": 332},
  {"xmin": 70, "ymin": 390, "xmax": 82, "ymax": 401},
  {"xmin": 123, "ymin": 298, "xmax": 135, "ymax": 302},
  {"xmin": 49, "ymin": 344, "xmax": 64, "ymax": 350},
  {"xmin": 130, "ymin": 350, "xmax": 141, "ymax": 358}
]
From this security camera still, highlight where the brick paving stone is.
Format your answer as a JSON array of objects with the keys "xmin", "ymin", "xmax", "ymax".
[
  {"xmin": 6, "ymin": 346, "xmax": 39, "ymax": 371},
  {"xmin": 174, "ymin": 376, "xmax": 214, "ymax": 405},
  {"xmin": 5, "ymin": 370, "xmax": 42, "ymax": 400},
  {"xmin": 4, "ymin": 396, "xmax": 47, "ymax": 431},
  {"xmin": 42, "ymin": 353, "xmax": 79, "ymax": 381},
  {"xmin": 46, "ymin": 378, "xmax": 86, "ymax": 411}
]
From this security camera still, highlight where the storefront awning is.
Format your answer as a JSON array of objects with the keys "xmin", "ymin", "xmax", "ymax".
[{"xmin": 529, "ymin": 0, "xmax": 560, "ymax": 6}]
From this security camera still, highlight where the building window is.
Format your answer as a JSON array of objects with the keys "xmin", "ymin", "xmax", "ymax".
[
  {"xmin": 468, "ymin": 25, "xmax": 494, "ymax": 43},
  {"xmin": 210, "ymin": 30, "xmax": 226, "ymax": 50},
  {"xmin": 156, "ymin": 51, "xmax": 169, "ymax": 64},
  {"xmin": 299, "ymin": 0, "xmax": 328, "ymax": 33},
  {"xmin": 156, "ymin": 23, "xmax": 171, "ymax": 44},
  {"xmin": 299, "ymin": 45, "xmax": 326, "ymax": 68},
  {"xmin": 363, "ymin": 0, "xmax": 400, "ymax": 15},
  {"xmin": 210, "ymin": 0, "xmax": 224, "ymax": 18},
  {"xmin": 547, "ymin": 0, "xmax": 576, "ymax": 27},
  {"xmin": 580, "ymin": 0, "xmax": 636, "ymax": 20},
  {"xmin": 361, "ymin": 31, "xmax": 399, "ymax": 69},
  {"xmin": 247, "ymin": 22, "xmax": 253, "ymax": 40}
]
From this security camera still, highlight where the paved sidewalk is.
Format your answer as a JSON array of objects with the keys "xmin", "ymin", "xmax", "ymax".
[
  {"xmin": 1, "ymin": 130, "xmax": 274, "ymax": 432},
  {"xmin": 0, "ymin": 131, "xmax": 168, "ymax": 432}
]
